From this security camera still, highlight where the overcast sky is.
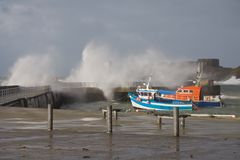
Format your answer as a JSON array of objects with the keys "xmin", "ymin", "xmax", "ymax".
[{"xmin": 0, "ymin": 0, "xmax": 240, "ymax": 76}]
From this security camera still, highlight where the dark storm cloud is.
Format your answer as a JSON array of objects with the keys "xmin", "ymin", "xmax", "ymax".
[{"xmin": 0, "ymin": 0, "xmax": 240, "ymax": 75}]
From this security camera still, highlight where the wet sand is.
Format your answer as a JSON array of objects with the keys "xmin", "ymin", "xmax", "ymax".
[{"xmin": 0, "ymin": 107, "xmax": 240, "ymax": 160}]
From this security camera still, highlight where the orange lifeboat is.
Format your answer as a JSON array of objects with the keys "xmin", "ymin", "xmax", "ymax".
[{"xmin": 176, "ymin": 86, "xmax": 201, "ymax": 101}]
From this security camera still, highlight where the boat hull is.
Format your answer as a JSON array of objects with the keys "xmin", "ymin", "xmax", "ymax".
[
  {"xmin": 193, "ymin": 101, "xmax": 222, "ymax": 107},
  {"xmin": 129, "ymin": 93, "xmax": 192, "ymax": 111},
  {"xmin": 157, "ymin": 97, "xmax": 222, "ymax": 108}
]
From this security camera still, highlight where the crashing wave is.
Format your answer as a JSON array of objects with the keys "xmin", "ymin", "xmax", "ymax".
[{"xmin": 216, "ymin": 76, "xmax": 240, "ymax": 85}]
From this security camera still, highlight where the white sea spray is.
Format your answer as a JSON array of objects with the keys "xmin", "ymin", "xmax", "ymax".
[
  {"xmin": 66, "ymin": 42, "xmax": 195, "ymax": 99},
  {"xmin": 3, "ymin": 53, "xmax": 56, "ymax": 86}
]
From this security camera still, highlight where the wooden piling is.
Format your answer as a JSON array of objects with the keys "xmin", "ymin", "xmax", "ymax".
[
  {"xmin": 37, "ymin": 97, "xmax": 40, "ymax": 108},
  {"xmin": 107, "ymin": 105, "xmax": 112, "ymax": 133},
  {"xmin": 157, "ymin": 116, "xmax": 162, "ymax": 128},
  {"xmin": 103, "ymin": 110, "xmax": 107, "ymax": 119},
  {"xmin": 50, "ymin": 92, "xmax": 55, "ymax": 107},
  {"xmin": 20, "ymin": 99, "xmax": 26, "ymax": 107},
  {"xmin": 48, "ymin": 104, "xmax": 53, "ymax": 131},
  {"xmin": 113, "ymin": 110, "xmax": 118, "ymax": 120},
  {"xmin": 45, "ymin": 94, "xmax": 49, "ymax": 107},
  {"xmin": 181, "ymin": 117, "xmax": 185, "ymax": 128},
  {"xmin": 173, "ymin": 107, "xmax": 179, "ymax": 137}
]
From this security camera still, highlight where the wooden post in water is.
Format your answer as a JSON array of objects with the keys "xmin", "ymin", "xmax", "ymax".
[
  {"xmin": 107, "ymin": 105, "xmax": 113, "ymax": 133},
  {"xmin": 48, "ymin": 104, "xmax": 53, "ymax": 131},
  {"xmin": 103, "ymin": 110, "xmax": 107, "ymax": 119},
  {"xmin": 157, "ymin": 116, "xmax": 162, "ymax": 128},
  {"xmin": 173, "ymin": 107, "xmax": 179, "ymax": 137},
  {"xmin": 113, "ymin": 110, "xmax": 118, "ymax": 120},
  {"xmin": 181, "ymin": 117, "xmax": 185, "ymax": 128}
]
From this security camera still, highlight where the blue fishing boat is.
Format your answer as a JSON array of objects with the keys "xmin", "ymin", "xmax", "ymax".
[
  {"xmin": 128, "ymin": 78, "xmax": 192, "ymax": 111},
  {"xmin": 128, "ymin": 92, "xmax": 192, "ymax": 111}
]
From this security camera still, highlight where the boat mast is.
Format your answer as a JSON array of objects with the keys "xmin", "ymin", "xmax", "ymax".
[
  {"xmin": 146, "ymin": 76, "xmax": 152, "ymax": 90},
  {"xmin": 196, "ymin": 61, "xmax": 203, "ymax": 86}
]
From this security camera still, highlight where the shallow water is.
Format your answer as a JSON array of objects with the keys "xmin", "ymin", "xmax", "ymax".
[{"xmin": 0, "ymin": 106, "xmax": 239, "ymax": 160}]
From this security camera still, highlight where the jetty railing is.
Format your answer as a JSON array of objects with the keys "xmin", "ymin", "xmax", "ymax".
[{"xmin": 0, "ymin": 86, "xmax": 51, "ymax": 105}]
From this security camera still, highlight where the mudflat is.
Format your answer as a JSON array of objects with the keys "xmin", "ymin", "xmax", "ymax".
[{"xmin": 0, "ymin": 107, "xmax": 240, "ymax": 160}]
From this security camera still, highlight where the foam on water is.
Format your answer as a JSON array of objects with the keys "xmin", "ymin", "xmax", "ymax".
[
  {"xmin": 221, "ymin": 95, "xmax": 240, "ymax": 100},
  {"xmin": 81, "ymin": 117, "xmax": 102, "ymax": 121},
  {"xmin": 217, "ymin": 76, "xmax": 240, "ymax": 85}
]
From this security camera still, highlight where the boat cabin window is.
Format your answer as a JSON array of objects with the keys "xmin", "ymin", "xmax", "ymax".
[
  {"xmin": 177, "ymin": 89, "xmax": 182, "ymax": 93},
  {"xmin": 139, "ymin": 92, "xmax": 152, "ymax": 96},
  {"xmin": 177, "ymin": 89, "xmax": 193, "ymax": 93}
]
